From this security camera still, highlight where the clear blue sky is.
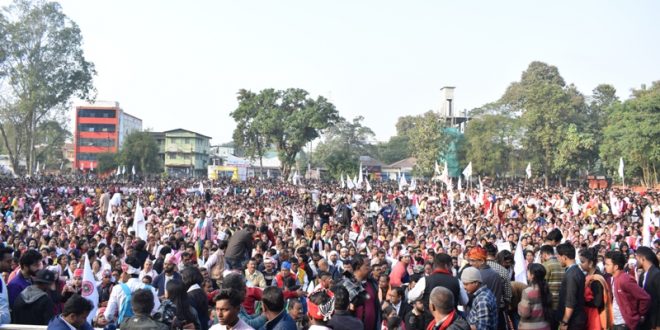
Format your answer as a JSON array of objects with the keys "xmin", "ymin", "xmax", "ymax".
[{"xmin": 43, "ymin": 0, "xmax": 660, "ymax": 143}]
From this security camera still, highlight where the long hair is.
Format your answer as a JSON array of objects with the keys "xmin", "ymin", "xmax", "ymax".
[
  {"xmin": 528, "ymin": 263, "xmax": 553, "ymax": 323},
  {"xmin": 166, "ymin": 279, "xmax": 197, "ymax": 323}
]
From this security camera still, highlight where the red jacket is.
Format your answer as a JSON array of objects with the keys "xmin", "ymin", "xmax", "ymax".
[{"xmin": 612, "ymin": 271, "xmax": 651, "ymax": 329}]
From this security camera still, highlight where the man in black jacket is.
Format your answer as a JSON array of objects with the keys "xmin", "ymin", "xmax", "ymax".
[
  {"xmin": 12, "ymin": 269, "xmax": 57, "ymax": 325},
  {"xmin": 636, "ymin": 246, "xmax": 660, "ymax": 330},
  {"xmin": 388, "ymin": 286, "xmax": 413, "ymax": 321},
  {"xmin": 328, "ymin": 285, "xmax": 364, "ymax": 330},
  {"xmin": 316, "ymin": 197, "xmax": 333, "ymax": 230},
  {"xmin": 225, "ymin": 224, "xmax": 257, "ymax": 270}
]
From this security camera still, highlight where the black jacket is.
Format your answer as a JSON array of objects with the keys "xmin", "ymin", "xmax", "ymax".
[
  {"xmin": 398, "ymin": 301, "xmax": 414, "ymax": 320},
  {"xmin": 225, "ymin": 229, "xmax": 254, "ymax": 261},
  {"xmin": 12, "ymin": 285, "xmax": 55, "ymax": 325},
  {"xmin": 328, "ymin": 310, "xmax": 365, "ymax": 330},
  {"xmin": 640, "ymin": 265, "xmax": 660, "ymax": 330}
]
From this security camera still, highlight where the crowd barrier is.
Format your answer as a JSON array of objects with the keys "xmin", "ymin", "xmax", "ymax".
[{"xmin": 0, "ymin": 325, "xmax": 102, "ymax": 330}]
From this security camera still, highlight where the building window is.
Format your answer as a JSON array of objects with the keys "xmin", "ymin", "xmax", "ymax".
[
  {"xmin": 77, "ymin": 109, "xmax": 117, "ymax": 118},
  {"xmin": 78, "ymin": 124, "xmax": 116, "ymax": 132},
  {"xmin": 77, "ymin": 138, "xmax": 115, "ymax": 147},
  {"xmin": 77, "ymin": 153, "xmax": 98, "ymax": 161}
]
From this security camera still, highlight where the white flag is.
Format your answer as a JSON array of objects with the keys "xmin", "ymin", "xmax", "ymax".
[
  {"xmin": 478, "ymin": 177, "xmax": 484, "ymax": 205},
  {"xmin": 434, "ymin": 161, "xmax": 440, "ymax": 175},
  {"xmin": 60, "ymin": 161, "xmax": 64, "ymax": 170},
  {"xmin": 457, "ymin": 176, "xmax": 462, "ymax": 191},
  {"xmin": 365, "ymin": 178, "xmax": 372, "ymax": 192},
  {"xmin": 514, "ymin": 234, "xmax": 527, "ymax": 284},
  {"xmin": 353, "ymin": 175, "xmax": 359, "ymax": 189},
  {"xmin": 90, "ymin": 162, "xmax": 94, "ymax": 172},
  {"xmin": 643, "ymin": 206, "xmax": 653, "ymax": 247},
  {"xmin": 346, "ymin": 176, "xmax": 355, "ymax": 189},
  {"xmin": 36, "ymin": 161, "xmax": 40, "ymax": 173},
  {"xmin": 81, "ymin": 254, "xmax": 99, "ymax": 323},
  {"xmin": 116, "ymin": 165, "xmax": 121, "ymax": 176},
  {"xmin": 122, "ymin": 165, "xmax": 126, "ymax": 175},
  {"xmin": 618, "ymin": 157, "xmax": 624, "ymax": 179},
  {"xmin": 132, "ymin": 165, "xmax": 136, "ymax": 175},
  {"xmin": 409, "ymin": 177, "xmax": 417, "ymax": 191},
  {"xmin": 340, "ymin": 174, "xmax": 345, "ymax": 189},
  {"xmin": 133, "ymin": 200, "xmax": 147, "ymax": 240},
  {"xmin": 526, "ymin": 163, "xmax": 532, "ymax": 179},
  {"xmin": 357, "ymin": 163, "xmax": 363, "ymax": 185},
  {"xmin": 462, "ymin": 162, "xmax": 472, "ymax": 178}
]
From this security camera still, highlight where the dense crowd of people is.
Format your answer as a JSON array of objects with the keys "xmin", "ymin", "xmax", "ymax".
[{"xmin": 0, "ymin": 174, "xmax": 658, "ymax": 330}]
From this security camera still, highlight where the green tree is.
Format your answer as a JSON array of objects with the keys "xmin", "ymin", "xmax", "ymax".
[
  {"xmin": 600, "ymin": 82, "xmax": 660, "ymax": 186},
  {"xmin": 408, "ymin": 111, "xmax": 447, "ymax": 177},
  {"xmin": 376, "ymin": 135, "xmax": 410, "ymax": 164},
  {"xmin": 118, "ymin": 131, "xmax": 161, "ymax": 174},
  {"xmin": 96, "ymin": 152, "xmax": 118, "ymax": 174},
  {"xmin": 464, "ymin": 113, "xmax": 520, "ymax": 176},
  {"xmin": 34, "ymin": 120, "xmax": 70, "ymax": 170},
  {"xmin": 0, "ymin": 0, "xmax": 95, "ymax": 174},
  {"xmin": 312, "ymin": 116, "xmax": 375, "ymax": 178},
  {"xmin": 231, "ymin": 89, "xmax": 270, "ymax": 176},
  {"xmin": 500, "ymin": 61, "xmax": 584, "ymax": 185},
  {"xmin": 231, "ymin": 88, "xmax": 339, "ymax": 179}
]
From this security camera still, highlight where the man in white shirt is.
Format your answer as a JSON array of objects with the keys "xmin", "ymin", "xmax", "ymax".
[{"xmin": 100, "ymin": 256, "xmax": 160, "ymax": 326}]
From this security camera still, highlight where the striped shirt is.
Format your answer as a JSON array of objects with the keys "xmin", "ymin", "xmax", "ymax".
[
  {"xmin": 518, "ymin": 284, "xmax": 551, "ymax": 330},
  {"xmin": 467, "ymin": 286, "xmax": 498, "ymax": 330},
  {"xmin": 542, "ymin": 257, "xmax": 564, "ymax": 310}
]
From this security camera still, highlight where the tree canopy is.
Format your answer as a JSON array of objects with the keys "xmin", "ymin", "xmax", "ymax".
[
  {"xmin": 231, "ymin": 88, "xmax": 339, "ymax": 178},
  {"xmin": 0, "ymin": 0, "xmax": 95, "ymax": 174}
]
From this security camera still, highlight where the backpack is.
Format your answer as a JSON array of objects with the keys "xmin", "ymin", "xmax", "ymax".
[{"xmin": 118, "ymin": 283, "xmax": 153, "ymax": 324}]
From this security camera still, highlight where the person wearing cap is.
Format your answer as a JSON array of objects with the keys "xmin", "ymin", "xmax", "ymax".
[
  {"xmin": 11, "ymin": 268, "xmax": 57, "ymax": 325},
  {"xmin": 262, "ymin": 257, "xmax": 277, "ymax": 286},
  {"xmin": 461, "ymin": 266, "xmax": 498, "ymax": 330},
  {"xmin": 152, "ymin": 253, "xmax": 182, "ymax": 297},
  {"xmin": 61, "ymin": 268, "xmax": 84, "ymax": 303},
  {"xmin": 97, "ymin": 269, "xmax": 113, "ymax": 307},
  {"xmin": 274, "ymin": 261, "xmax": 294, "ymax": 289},
  {"xmin": 101, "ymin": 256, "xmax": 160, "ymax": 326},
  {"xmin": 465, "ymin": 246, "xmax": 505, "ymax": 324}
]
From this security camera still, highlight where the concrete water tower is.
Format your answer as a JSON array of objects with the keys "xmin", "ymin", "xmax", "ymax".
[{"xmin": 437, "ymin": 86, "xmax": 469, "ymax": 178}]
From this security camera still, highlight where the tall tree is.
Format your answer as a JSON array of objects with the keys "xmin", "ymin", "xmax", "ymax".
[
  {"xmin": 231, "ymin": 89, "xmax": 269, "ymax": 176},
  {"xmin": 600, "ymin": 82, "xmax": 660, "ymax": 187},
  {"xmin": 464, "ymin": 113, "xmax": 520, "ymax": 176},
  {"xmin": 312, "ymin": 116, "xmax": 375, "ymax": 178},
  {"xmin": 500, "ymin": 61, "xmax": 584, "ymax": 185},
  {"xmin": 231, "ymin": 88, "xmax": 339, "ymax": 179},
  {"xmin": 408, "ymin": 111, "xmax": 447, "ymax": 177},
  {"xmin": 0, "ymin": 0, "xmax": 95, "ymax": 174},
  {"xmin": 118, "ymin": 131, "xmax": 161, "ymax": 174}
]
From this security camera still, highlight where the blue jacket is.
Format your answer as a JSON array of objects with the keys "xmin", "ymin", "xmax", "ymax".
[
  {"xmin": 258, "ymin": 311, "xmax": 297, "ymax": 330},
  {"xmin": 47, "ymin": 315, "xmax": 94, "ymax": 330}
]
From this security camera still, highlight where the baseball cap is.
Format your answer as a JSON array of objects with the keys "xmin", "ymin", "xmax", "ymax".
[{"xmin": 34, "ymin": 269, "xmax": 57, "ymax": 284}]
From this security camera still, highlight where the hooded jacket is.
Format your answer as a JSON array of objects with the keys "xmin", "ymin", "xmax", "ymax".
[{"xmin": 12, "ymin": 285, "xmax": 55, "ymax": 325}]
